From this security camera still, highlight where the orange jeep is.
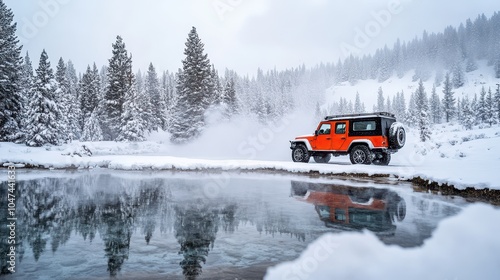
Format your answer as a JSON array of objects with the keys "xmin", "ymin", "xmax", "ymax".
[
  {"xmin": 290, "ymin": 112, "xmax": 405, "ymax": 165},
  {"xmin": 290, "ymin": 181, "xmax": 406, "ymax": 234}
]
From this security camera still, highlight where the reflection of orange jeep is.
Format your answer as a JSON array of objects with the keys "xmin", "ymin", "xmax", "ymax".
[
  {"xmin": 291, "ymin": 181, "xmax": 406, "ymax": 234},
  {"xmin": 290, "ymin": 112, "xmax": 405, "ymax": 165}
]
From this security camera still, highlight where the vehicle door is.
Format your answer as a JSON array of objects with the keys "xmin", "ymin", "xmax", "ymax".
[
  {"xmin": 331, "ymin": 121, "xmax": 347, "ymax": 150},
  {"xmin": 315, "ymin": 122, "xmax": 332, "ymax": 150}
]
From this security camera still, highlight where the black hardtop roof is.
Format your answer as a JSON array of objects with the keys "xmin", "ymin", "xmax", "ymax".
[{"xmin": 324, "ymin": 112, "xmax": 396, "ymax": 121}]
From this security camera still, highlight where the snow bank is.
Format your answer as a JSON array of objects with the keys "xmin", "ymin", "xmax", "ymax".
[
  {"xmin": 264, "ymin": 203, "xmax": 500, "ymax": 280},
  {"xmin": 1, "ymin": 108, "xmax": 500, "ymax": 190}
]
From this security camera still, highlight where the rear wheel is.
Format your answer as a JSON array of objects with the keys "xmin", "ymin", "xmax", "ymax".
[
  {"xmin": 313, "ymin": 153, "xmax": 331, "ymax": 164},
  {"xmin": 349, "ymin": 145, "xmax": 372, "ymax": 165},
  {"xmin": 292, "ymin": 145, "xmax": 310, "ymax": 163},
  {"xmin": 373, "ymin": 152, "xmax": 391, "ymax": 166}
]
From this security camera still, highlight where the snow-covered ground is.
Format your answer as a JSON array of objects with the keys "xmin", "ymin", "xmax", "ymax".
[
  {"xmin": 1, "ymin": 120, "xmax": 499, "ymax": 190},
  {"xmin": 264, "ymin": 203, "xmax": 500, "ymax": 280}
]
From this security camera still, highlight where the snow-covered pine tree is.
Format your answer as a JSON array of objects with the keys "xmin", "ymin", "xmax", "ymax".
[
  {"xmin": 65, "ymin": 60, "xmax": 81, "ymax": 139},
  {"xmin": 161, "ymin": 70, "xmax": 177, "ymax": 131},
  {"xmin": 394, "ymin": 91, "xmax": 406, "ymax": 122},
  {"xmin": 429, "ymin": 85, "xmax": 442, "ymax": 124},
  {"xmin": 406, "ymin": 92, "xmax": 418, "ymax": 127},
  {"xmin": 495, "ymin": 84, "xmax": 500, "ymax": 122},
  {"xmin": 495, "ymin": 58, "xmax": 500, "ymax": 79},
  {"xmin": 0, "ymin": 0, "xmax": 23, "ymax": 141},
  {"xmin": 170, "ymin": 27, "xmax": 213, "ymax": 143},
  {"xmin": 354, "ymin": 92, "xmax": 364, "ymax": 114},
  {"xmin": 376, "ymin": 87, "xmax": 385, "ymax": 112},
  {"xmin": 465, "ymin": 57, "xmax": 478, "ymax": 72},
  {"xmin": 456, "ymin": 97, "xmax": 462, "ymax": 123},
  {"xmin": 104, "ymin": 36, "xmax": 134, "ymax": 140},
  {"xmin": 117, "ymin": 80, "xmax": 146, "ymax": 142},
  {"xmin": 144, "ymin": 63, "xmax": 165, "ymax": 131},
  {"xmin": 471, "ymin": 93, "xmax": 479, "ymax": 125},
  {"xmin": 461, "ymin": 96, "xmax": 475, "ymax": 130},
  {"xmin": 25, "ymin": 50, "xmax": 62, "ymax": 147},
  {"xmin": 442, "ymin": 72, "xmax": 455, "ymax": 122},
  {"xmin": 452, "ymin": 62, "xmax": 465, "ymax": 88},
  {"xmin": 81, "ymin": 110, "xmax": 103, "ymax": 142},
  {"xmin": 55, "ymin": 58, "xmax": 70, "ymax": 141},
  {"xmin": 222, "ymin": 77, "xmax": 238, "ymax": 118},
  {"xmin": 18, "ymin": 52, "xmax": 34, "ymax": 143},
  {"xmin": 477, "ymin": 86, "xmax": 487, "ymax": 123},
  {"xmin": 414, "ymin": 80, "xmax": 431, "ymax": 142},
  {"xmin": 484, "ymin": 87, "xmax": 496, "ymax": 126},
  {"xmin": 79, "ymin": 65, "xmax": 101, "ymax": 128},
  {"xmin": 385, "ymin": 96, "xmax": 392, "ymax": 113},
  {"xmin": 210, "ymin": 64, "xmax": 223, "ymax": 106}
]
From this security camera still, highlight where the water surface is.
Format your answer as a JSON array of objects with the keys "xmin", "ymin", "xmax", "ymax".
[{"xmin": 0, "ymin": 170, "xmax": 467, "ymax": 279}]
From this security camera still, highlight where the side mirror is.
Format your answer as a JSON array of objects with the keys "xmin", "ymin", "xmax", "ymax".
[{"xmin": 314, "ymin": 130, "xmax": 318, "ymax": 136}]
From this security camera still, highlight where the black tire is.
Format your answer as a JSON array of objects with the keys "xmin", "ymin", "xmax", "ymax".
[
  {"xmin": 373, "ymin": 152, "xmax": 391, "ymax": 166},
  {"xmin": 291, "ymin": 144, "xmax": 310, "ymax": 163},
  {"xmin": 389, "ymin": 122, "xmax": 406, "ymax": 149},
  {"xmin": 349, "ymin": 145, "xmax": 372, "ymax": 165},
  {"xmin": 313, "ymin": 153, "xmax": 332, "ymax": 164},
  {"xmin": 389, "ymin": 198, "xmax": 406, "ymax": 222}
]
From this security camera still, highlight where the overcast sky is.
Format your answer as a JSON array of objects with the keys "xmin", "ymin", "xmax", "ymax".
[{"xmin": 5, "ymin": 0, "xmax": 500, "ymax": 76}]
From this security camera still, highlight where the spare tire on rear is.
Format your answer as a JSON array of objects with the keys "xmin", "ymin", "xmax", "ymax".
[{"xmin": 389, "ymin": 122, "xmax": 406, "ymax": 149}]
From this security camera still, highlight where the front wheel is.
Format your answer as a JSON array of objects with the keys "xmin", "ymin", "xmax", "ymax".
[
  {"xmin": 349, "ymin": 145, "xmax": 372, "ymax": 165},
  {"xmin": 313, "ymin": 153, "xmax": 331, "ymax": 164},
  {"xmin": 292, "ymin": 145, "xmax": 310, "ymax": 163}
]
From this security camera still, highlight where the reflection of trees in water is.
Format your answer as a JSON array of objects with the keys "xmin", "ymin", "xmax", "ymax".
[
  {"xmin": 3, "ymin": 175, "xmax": 310, "ymax": 278},
  {"xmin": 174, "ymin": 203, "xmax": 219, "ymax": 279},
  {"xmin": 98, "ymin": 192, "xmax": 135, "ymax": 277}
]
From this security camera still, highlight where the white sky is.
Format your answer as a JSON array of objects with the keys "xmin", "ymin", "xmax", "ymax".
[{"xmin": 5, "ymin": 0, "xmax": 500, "ymax": 76}]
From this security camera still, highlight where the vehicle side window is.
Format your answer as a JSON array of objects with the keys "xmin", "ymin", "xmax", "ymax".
[
  {"xmin": 318, "ymin": 123, "xmax": 331, "ymax": 135},
  {"xmin": 353, "ymin": 121, "xmax": 376, "ymax": 131},
  {"xmin": 335, "ymin": 123, "xmax": 346, "ymax": 134}
]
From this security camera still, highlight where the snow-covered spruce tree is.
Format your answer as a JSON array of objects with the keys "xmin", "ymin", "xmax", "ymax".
[
  {"xmin": 55, "ymin": 58, "xmax": 71, "ymax": 141},
  {"xmin": 461, "ymin": 96, "xmax": 475, "ymax": 130},
  {"xmin": 477, "ymin": 86, "xmax": 487, "ymax": 123},
  {"xmin": 354, "ymin": 92, "xmax": 365, "ymax": 114},
  {"xmin": 79, "ymin": 64, "xmax": 101, "ymax": 129},
  {"xmin": 170, "ymin": 27, "xmax": 213, "ymax": 143},
  {"xmin": 495, "ymin": 85, "xmax": 500, "ymax": 122},
  {"xmin": 222, "ymin": 77, "xmax": 238, "ymax": 118},
  {"xmin": 495, "ymin": 58, "xmax": 500, "ymax": 79},
  {"xmin": 414, "ymin": 80, "xmax": 431, "ymax": 142},
  {"xmin": 442, "ymin": 72, "xmax": 455, "ymax": 122},
  {"xmin": 393, "ymin": 91, "xmax": 406, "ymax": 122},
  {"xmin": 0, "ymin": 0, "xmax": 23, "ymax": 141},
  {"xmin": 405, "ymin": 92, "xmax": 417, "ymax": 127},
  {"xmin": 145, "ymin": 63, "xmax": 165, "ymax": 131},
  {"xmin": 104, "ymin": 36, "xmax": 134, "ymax": 140},
  {"xmin": 452, "ymin": 63, "xmax": 464, "ymax": 88},
  {"xmin": 429, "ymin": 85, "xmax": 442, "ymax": 124},
  {"xmin": 376, "ymin": 87, "xmax": 385, "ymax": 112},
  {"xmin": 81, "ymin": 110, "xmax": 103, "ymax": 142},
  {"xmin": 18, "ymin": 52, "xmax": 35, "ymax": 143},
  {"xmin": 65, "ymin": 60, "xmax": 81, "ymax": 139},
  {"xmin": 25, "ymin": 50, "xmax": 62, "ymax": 147},
  {"xmin": 484, "ymin": 87, "xmax": 496, "ymax": 126},
  {"xmin": 116, "ymin": 80, "xmax": 146, "ymax": 142},
  {"xmin": 465, "ymin": 57, "xmax": 478, "ymax": 72}
]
